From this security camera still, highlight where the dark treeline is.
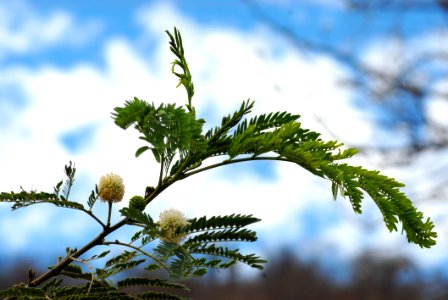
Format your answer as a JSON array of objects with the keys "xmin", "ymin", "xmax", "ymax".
[
  {"xmin": 184, "ymin": 251, "xmax": 448, "ymax": 300},
  {"xmin": 1, "ymin": 250, "xmax": 447, "ymax": 300}
]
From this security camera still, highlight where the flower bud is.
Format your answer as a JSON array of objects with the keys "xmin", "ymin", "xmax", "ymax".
[
  {"xmin": 158, "ymin": 209, "xmax": 189, "ymax": 243},
  {"xmin": 98, "ymin": 173, "xmax": 125, "ymax": 203},
  {"xmin": 129, "ymin": 195, "xmax": 146, "ymax": 211}
]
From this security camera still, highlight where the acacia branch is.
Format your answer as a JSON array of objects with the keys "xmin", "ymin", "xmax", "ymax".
[
  {"xmin": 103, "ymin": 240, "xmax": 169, "ymax": 271},
  {"xmin": 27, "ymin": 218, "xmax": 128, "ymax": 287}
]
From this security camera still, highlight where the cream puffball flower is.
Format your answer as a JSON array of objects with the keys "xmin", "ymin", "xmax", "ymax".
[
  {"xmin": 98, "ymin": 173, "xmax": 125, "ymax": 203},
  {"xmin": 158, "ymin": 209, "xmax": 189, "ymax": 243}
]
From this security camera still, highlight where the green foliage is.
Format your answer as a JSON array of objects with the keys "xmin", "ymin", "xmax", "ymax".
[
  {"xmin": 112, "ymin": 99, "xmax": 206, "ymax": 175},
  {"xmin": 233, "ymin": 110, "xmax": 300, "ymax": 136},
  {"xmin": 61, "ymin": 161, "xmax": 76, "ymax": 200},
  {"xmin": 185, "ymin": 228, "xmax": 257, "ymax": 244},
  {"xmin": 185, "ymin": 214, "xmax": 261, "ymax": 232},
  {"xmin": 110, "ymin": 28, "xmax": 436, "ymax": 250},
  {"xmin": 52, "ymin": 161, "xmax": 76, "ymax": 200},
  {"xmin": 138, "ymin": 291, "xmax": 188, "ymax": 300},
  {"xmin": 118, "ymin": 278, "xmax": 187, "ymax": 290},
  {"xmin": 323, "ymin": 164, "xmax": 437, "ymax": 247},
  {"xmin": 0, "ymin": 189, "xmax": 58, "ymax": 209},
  {"xmin": 0, "ymin": 285, "xmax": 136, "ymax": 300},
  {"xmin": 87, "ymin": 185, "xmax": 99, "ymax": 211},
  {"xmin": 48, "ymin": 286, "xmax": 133, "ymax": 300},
  {"xmin": 121, "ymin": 207, "xmax": 156, "ymax": 229},
  {"xmin": 166, "ymin": 27, "xmax": 195, "ymax": 112},
  {"xmin": 200, "ymin": 99, "xmax": 254, "ymax": 160},
  {"xmin": 0, "ymin": 189, "xmax": 84, "ymax": 211},
  {"xmin": 191, "ymin": 244, "xmax": 266, "ymax": 270},
  {"xmin": 0, "ymin": 162, "xmax": 86, "ymax": 212},
  {"xmin": 0, "ymin": 286, "xmax": 47, "ymax": 299},
  {"xmin": 0, "ymin": 26, "xmax": 437, "ymax": 300},
  {"xmin": 60, "ymin": 264, "xmax": 95, "ymax": 282},
  {"xmin": 145, "ymin": 214, "xmax": 265, "ymax": 280},
  {"xmin": 101, "ymin": 258, "xmax": 147, "ymax": 279},
  {"xmin": 0, "ymin": 279, "xmax": 188, "ymax": 299}
]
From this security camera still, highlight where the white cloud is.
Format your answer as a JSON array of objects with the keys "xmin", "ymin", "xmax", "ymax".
[
  {"xmin": 0, "ymin": 0, "xmax": 102, "ymax": 59},
  {"xmin": 0, "ymin": 0, "xmax": 443, "ymax": 272},
  {"xmin": 427, "ymin": 78, "xmax": 448, "ymax": 127}
]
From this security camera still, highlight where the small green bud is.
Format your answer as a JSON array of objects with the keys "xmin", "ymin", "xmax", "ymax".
[{"xmin": 129, "ymin": 195, "xmax": 146, "ymax": 211}]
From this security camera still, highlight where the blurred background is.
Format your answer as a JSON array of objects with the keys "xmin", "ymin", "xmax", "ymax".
[{"xmin": 0, "ymin": 0, "xmax": 447, "ymax": 298}]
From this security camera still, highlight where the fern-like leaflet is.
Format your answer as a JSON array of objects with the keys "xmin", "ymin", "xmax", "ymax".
[{"xmin": 166, "ymin": 27, "xmax": 195, "ymax": 112}]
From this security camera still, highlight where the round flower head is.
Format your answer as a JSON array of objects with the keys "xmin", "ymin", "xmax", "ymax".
[
  {"xmin": 158, "ymin": 209, "xmax": 189, "ymax": 244},
  {"xmin": 98, "ymin": 173, "xmax": 125, "ymax": 203}
]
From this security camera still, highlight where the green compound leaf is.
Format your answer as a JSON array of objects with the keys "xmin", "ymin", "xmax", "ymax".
[
  {"xmin": 136, "ymin": 145, "xmax": 151, "ymax": 158},
  {"xmin": 42, "ymin": 278, "xmax": 64, "ymax": 292},
  {"xmin": 112, "ymin": 98, "xmax": 205, "ymax": 170},
  {"xmin": 188, "ymin": 94, "xmax": 436, "ymax": 248},
  {"xmin": 154, "ymin": 241, "xmax": 180, "ymax": 261},
  {"xmin": 118, "ymin": 277, "xmax": 187, "ymax": 290},
  {"xmin": 233, "ymin": 110, "xmax": 300, "ymax": 136},
  {"xmin": 185, "ymin": 214, "xmax": 261, "ymax": 233},
  {"xmin": 104, "ymin": 250, "xmax": 138, "ymax": 268},
  {"xmin": 0, "ymin": 162, "xmax": 86, "ymax": 212},
  {"xmin": 0, "ymin": 190, "xmax": 85, "ymax": 211},
  {"xmin": 185, "ymin": 228, "xmax": 258, "ymax": 244},
  {"xmin": 144, "ymin": 263, "xmax": 162, "ymax": 273},
  {"xmin": 120, "ymin": 207, "xmax": 155, "ymax": 228},
  {"xmin": 0, "ymin": 286, "xmax": 47, "ymax": 299},
  {"xmin": 98, "ymin": 259, "xmax": 146, "ymax": 279},
  {"xmin": 191, "ymin": 244, "xmax": 266, "ymax": 270},
  {"xmin": 192, "ymin": 268, "xmax": 207, "ymax": 277},
  {"xmin": 205, "ymin": 99, "xmax": 254, "ymax": 144},
  {"xmin": 324, "ymin": 164, "xmax": 437, "ymax": 248},
  {"xmin": 166, "ymin": 26, "xmax": 195, "ymax": 112},
  {"xmin": 169, "ymin": 250, "xmax": 195, "ymax": 279},
  {"xmin": 138, "ymin": 291, "xmax": 188, "ymax": 300},
  {"xmin": 50, "ymin": 285, "xmax": 133, "ymax": 300},
  {"xmin": 112, "ymin": 97, "xmax": 151, "ymax": 130},
  {"xmin": 87, "ymin": 185, "xmax": 99, "ymax": 211},
  {"xmin": 60, "ymin": 161, "xmax": 76, "ymax": 200},
  {"xmin": 60, "ymin": 264, "xmax": 93, "ymax": 281},
  {"xmin": 91, "ymin": 250, "xmax": 111, "ymax": 260}
]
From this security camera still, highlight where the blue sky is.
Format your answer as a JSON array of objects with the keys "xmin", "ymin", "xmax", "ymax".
[{"xmin": 1, "ymin": 0, "xmax": 448, "ymax": 282}]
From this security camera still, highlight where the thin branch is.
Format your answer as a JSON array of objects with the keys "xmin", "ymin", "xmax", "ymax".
[
  {"xmin": 106, "ymin": 202, "xmax": 113, "ymax": 227},
  {"xmin": 158, "ymin": 156, "xmax": 165, "ymax": 187},
  {"xmin": 69, "ymin": 256, "xmax": 95, "ymax": 294},
  {"xmin": 104, "ymin": 240, "xmax": 169, "ymax": 271},
  {"xmin": 28, "ymin": 218, "xmax": 128, "ymax": 287},
  {"xmin": 82, "ymin": 208, "xmax": 106, "ymax": 229},
  {"xmin": 179, "ymin": 156, "xmax": 290, "ymax": 180}
]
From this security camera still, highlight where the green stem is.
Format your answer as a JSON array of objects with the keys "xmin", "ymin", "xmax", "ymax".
[
  {"xmin": 27, "ymin": 156, "xmax": 279, "ymax": 287},
  {"xmin": 82, "ymin": 208, "xmax": 106, "ymax": 229},
  {"xmin": 107, "ymin": 201, "xmax": 113, "ymax": 227},
  {"xmin": 28, "ymin": 218, "xmax": 128, "ymax": 287},
  {"xmin": 104, "ymin": 240, "xmax": 169, "ymax": 271},
  {"xmin": 179, "ymin": 156, "xmax": 289, "ymax": 180},
  {"xmin": 27, "ymin": 179, "xmax": 174, "ymax": 287},
  {"xmin": 158, "ymin": 156, "xmax": 165, "ymax": 187},
  {"xmin": 69, "ymin": 256, "xmax": 95, "ymax": 294}
]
